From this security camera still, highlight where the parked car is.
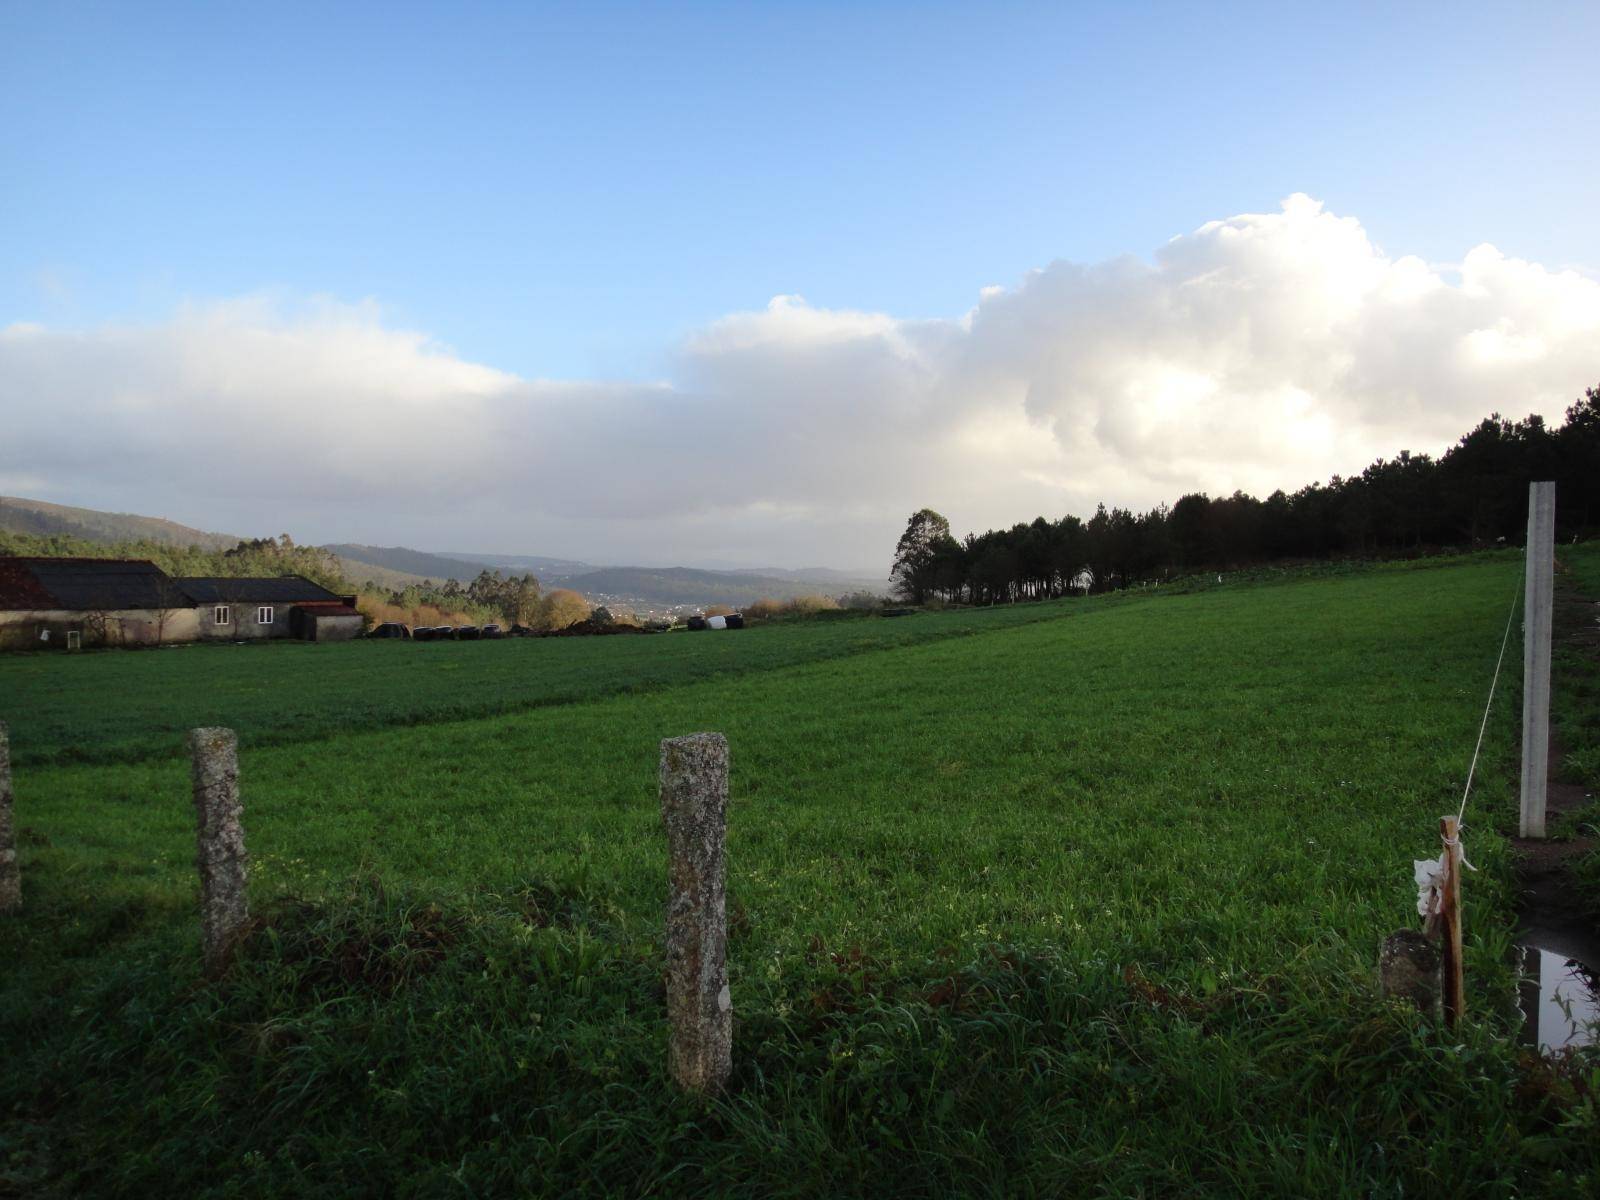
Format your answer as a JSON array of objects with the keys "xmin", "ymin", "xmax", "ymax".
[
  {"xmin": 482, "ymin": 624, "xmax": 504, "ymax": 639},
  {"xmin": 368, "ymin": 622, "xmax": 411, "ymax": 639}
]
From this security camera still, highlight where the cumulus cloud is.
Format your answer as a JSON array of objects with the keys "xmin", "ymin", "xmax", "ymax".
[{"xmin": 2, "ymin": 196, "xmax": 1597, "ymax": 567}]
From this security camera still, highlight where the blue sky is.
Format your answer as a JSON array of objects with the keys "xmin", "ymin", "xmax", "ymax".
[
  {"xmin": 6, "ymin": 1, "xmax": 1596, "ymax": 380},
  {"xmin": 2, "ymin": 3, "xmax": 1598, "ymax": 567}
]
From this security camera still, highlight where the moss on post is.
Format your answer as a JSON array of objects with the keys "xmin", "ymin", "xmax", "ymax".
[
  {"xmin": 659, "ymin": 732, "xmax": 731, "ymax": 1094},
  {"xmin": 1379, "ymin": 929, "xmax": 1441, "ymax": 1016},
  {"xmin": 190, "ymin": 726, "xmax": 248, "ymax": 976}
]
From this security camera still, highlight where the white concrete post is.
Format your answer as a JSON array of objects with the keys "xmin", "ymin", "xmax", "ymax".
[
  {"xmin": 659, "ymin": 732, "xmax": 731, "ymax": 1094},
  {"xmin": 1520, "ymin": 481, "xmax": 1555, "ymax": 838}
]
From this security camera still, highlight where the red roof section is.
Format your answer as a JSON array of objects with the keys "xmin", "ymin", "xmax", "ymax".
[{"xmin": 0, "ymin": 558, "xmax": 59, "ymax": 609}]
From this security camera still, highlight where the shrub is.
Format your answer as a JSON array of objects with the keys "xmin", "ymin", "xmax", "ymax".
[{"xmin": 533, "ymin": 589, "xmax": 591, "ymax": 631}]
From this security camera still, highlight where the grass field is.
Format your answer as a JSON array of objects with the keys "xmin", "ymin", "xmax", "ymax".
[
  {"xmin": 0, "ymin": 595, "xmax": 1102, "ymax": 767},
  {"xmin": 2, "ymin": 550, "xmax": 1597, "ymax": 1197}
]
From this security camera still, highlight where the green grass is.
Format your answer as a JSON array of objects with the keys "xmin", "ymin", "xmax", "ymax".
[
  {"xmin": 2, "ymin": 550, "xmax": 1597, "ymax": 1197},
  {"xmin": 0, "ymin": 598, "xmax": 1102, "ymax": 767},
  {"xmin": 1555, "ymin": 546, "xmax": 1600, "ymax": 917}
]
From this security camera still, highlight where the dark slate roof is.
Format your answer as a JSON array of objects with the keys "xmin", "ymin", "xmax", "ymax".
[
  {"xmin": 0, "ymin": 557, "xmax": 188, "ymax": 611},
  {"xmin": 176, "ymin": 576, "xmax": 343, "ymax": 604}
]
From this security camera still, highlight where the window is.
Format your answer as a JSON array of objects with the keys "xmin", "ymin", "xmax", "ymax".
[
  {"xmin": 257, "ymin": 606, "xmax": 274, "ymax": 625},
  {"xmin": 214, "ymin": 606, "xmax": 230, "ymax": 625}
]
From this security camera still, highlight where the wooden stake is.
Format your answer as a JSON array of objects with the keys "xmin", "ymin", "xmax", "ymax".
[
  {"xmin": 1520, "ymin": 480, "xmax": 1555, "ymax": 838},
  {"xmin": 1439, "ymin": 815, "xmax": 1465, "ymax": 1029}
]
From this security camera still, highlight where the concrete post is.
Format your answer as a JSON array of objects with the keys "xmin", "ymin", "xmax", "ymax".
[
  {"xmin": 0, "ymin": 722, "xmax": 18, "ymax": 914},
  {"xmin": 190, "ymin": 727, "xmax": 248, "ymax": 975},
  {"xmin": 1520, "ymin": 481, "xmax": 1555, "ymax": 838},
  {"xmin": 1379, "ymin": 929, "xmax": 1440, "ymax": 1015},
  {"xmin": 659, "ymin": 732, "xmax": 731, "ymax": 1094}
]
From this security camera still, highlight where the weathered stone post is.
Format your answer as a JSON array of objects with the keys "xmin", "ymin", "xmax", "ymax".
[
  {"xmin": 190, "ymin": 727, "xmax": 248, "ymax": 975},
  {"xmin": 659, "ymin": 732, "xmax": 731, "ymax": 1094},
  {"xmin": 1379, "ymin": 929, "xmax": 1440, "ymax": 1016},
  {"xmin": 0, "ymin": 721, "xmax": 19, "ymax": 914}
]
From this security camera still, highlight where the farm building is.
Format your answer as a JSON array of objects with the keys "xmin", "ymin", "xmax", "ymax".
[
  {"xmin": 176, "ymin": 577, "xmax": 363, "ymax": 642},
  {"xmin": 0, "ymin": 557, "xmax": 363, "ymax": 649}
]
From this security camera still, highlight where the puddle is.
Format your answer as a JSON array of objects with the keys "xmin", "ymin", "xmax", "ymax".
[{"xmin": 1520, "ymin": 946, "xmax": 1600, "ymax": 1053}]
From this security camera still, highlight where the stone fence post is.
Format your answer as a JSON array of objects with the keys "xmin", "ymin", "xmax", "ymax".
[
  {"xmin": 190, "ymin": 727, "xmax": 248, "ymax": 975},
  {"xmin": 1379, "ymin": 929, "xmax": 1440, "ymax": 1015},
  {"xmin": 659, "ymin": 733, "xmax": 731, "ymax": 1094}
]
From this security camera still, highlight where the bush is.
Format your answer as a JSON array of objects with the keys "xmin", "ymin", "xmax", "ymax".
[
  {"xmin": 840, "ymin": 590, "xmax": 886, "ymax": 610},
  {"xmin": 356, "ymin": 593, "xmax": 483, "ymax": 631},
  {"xmin": 533, "ymin": 589, "xmax": 590, "ymax": 632},
  {"xmin": 786, "ymin": 594, "xmax": 840, "ymax": 614}
]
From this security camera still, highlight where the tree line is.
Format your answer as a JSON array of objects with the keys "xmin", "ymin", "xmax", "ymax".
[
  {"xmin": 0, "ymin": 530, "xmax": 353, "ymax": 593},
  {"xmin": 893, "ymin": 383, "xmax": 1600, "ymax": 605}
]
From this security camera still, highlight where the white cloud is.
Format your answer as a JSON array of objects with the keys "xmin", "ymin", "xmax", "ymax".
[{"xmin": 2, "ymin": 196, "xmax": 1597, "ymax": 567}]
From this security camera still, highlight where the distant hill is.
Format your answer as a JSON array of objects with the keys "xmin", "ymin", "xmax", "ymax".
[
  {"xmin": 571, "ymin": 565, "xmax": 881, "ymax": 607},
  {"xmin": 1, "ymin": 498, "xmax": 888, "ymax": 606},
  {"xmin": 0, "ymin": 496, "xmax": 240, "ymax": 550},
  {"xmin": 725, "ymin": 565, "xmax": 891, "ymax": 588},
  {"xmin": 320, "ymin": 544, "xmax": 500, "ymax": 582},
  {"xmin": 328, "ymin": 557, "xmax": 434, "ymax": 591},
  {"xmin": 332, "ymin": 549, "xmax": 889, "ymax": 607},
  {"xmin": 439, "ymin": 552, "xmax": 596, "ymax": 576}
]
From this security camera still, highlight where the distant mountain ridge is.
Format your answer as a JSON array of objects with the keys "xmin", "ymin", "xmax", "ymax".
[
  {"xmin": 321, "ymin": 545, "xmax": 888, "ymax": 602},
  {"xmin": 438, "ymin": 552, "xmax": 597, "ymax": 576},
  {"xmin": 725, "ymin": 566, "xmax": 888, "ymax": 585},
  {"xmin": 568, "ymin": 565, "xmax": 883, "ymax": 607},
  {"xmin": 320, "ymin": 544, "xmax": 501, "ymax": 582},
  {"xmin": 2, "ymin": 497, "xmax": 889, "ymax": 607},
  {"xmin": 0, "ymin": 496, "xmax": 241, "ymax": 550}
]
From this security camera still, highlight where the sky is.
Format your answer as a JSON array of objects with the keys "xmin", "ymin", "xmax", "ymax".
[{"xmin": 2, "ymin": 2, "xmax": 1598, "ymax": 571}]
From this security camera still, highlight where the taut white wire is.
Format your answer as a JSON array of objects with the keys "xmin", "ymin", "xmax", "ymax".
[{"xmin": 1456, "ymin": 560, "xmax": 1525, "ymax": 827}]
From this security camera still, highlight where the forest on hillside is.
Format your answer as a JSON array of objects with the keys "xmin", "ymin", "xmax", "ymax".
[{"xmin": 894, "ymin": 383, "xmax": 1600, "ymax": 604}]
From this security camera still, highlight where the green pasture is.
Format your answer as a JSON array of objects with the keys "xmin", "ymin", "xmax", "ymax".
[
  {"xmin": 1, "ymin": 549, "xmax": 1596, "ymax": 1197},
  {"xmin": 0, "ymin": 594, "xmax": 1098, "ymax": 767}
]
